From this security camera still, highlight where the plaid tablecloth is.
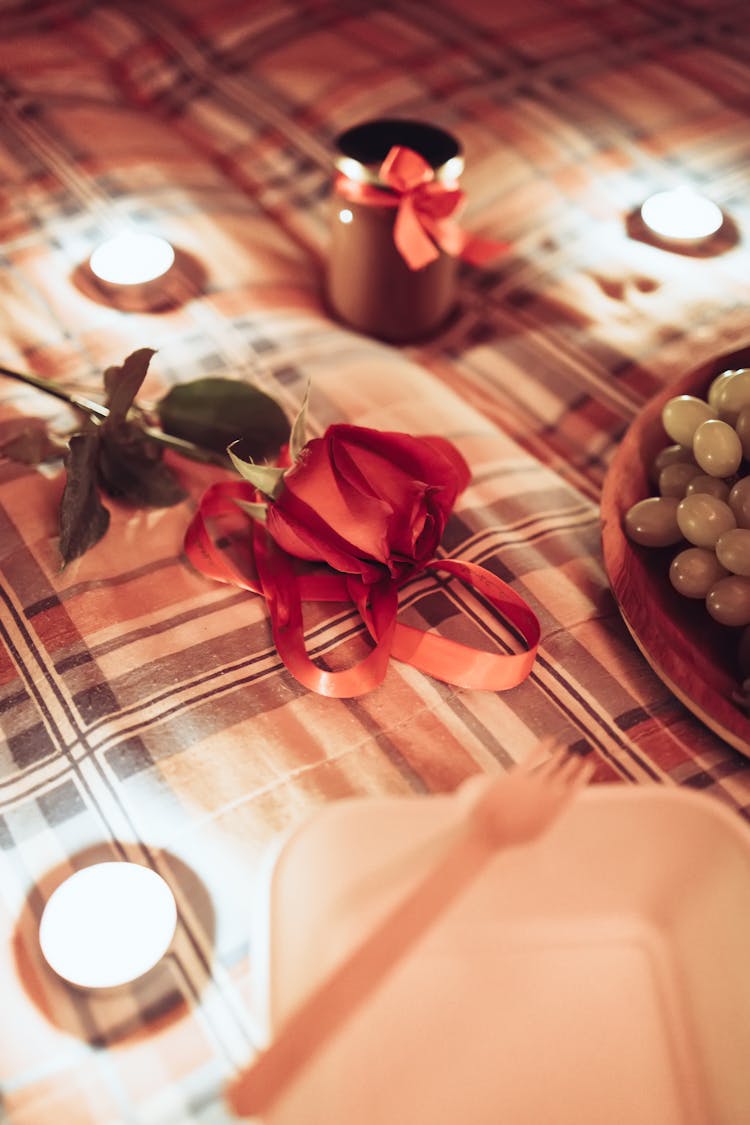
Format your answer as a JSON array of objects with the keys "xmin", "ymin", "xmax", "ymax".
[{"xmin": 1, "ymin": 1, "xmax": 750, "ymax": 1121}]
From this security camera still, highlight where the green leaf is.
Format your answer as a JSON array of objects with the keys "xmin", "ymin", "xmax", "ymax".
[
  {"xmin": 228, "ymin": 443, "xmax": 286, "ymax": 499},
  {"xmin": 104, "ymin": 348, "xmax": 156, "ymax": 423},
  {"xmin": 97, "ymin": 422, "xmax": 188, "ymax": 507},
  {"xmin": 59, "ymin": 432, "xmax": 110, "ymax": 565},
  {"xmin": 289, "ymin": 381, "xmax": 310, "ymax": 463},
  {"xmin": 157, "ymin": 377, "xmax": 290, "ymax": 461}
]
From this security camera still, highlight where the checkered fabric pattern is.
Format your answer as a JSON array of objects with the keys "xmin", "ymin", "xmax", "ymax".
[{"xmin": 1, "ymin": 0, "xmax": 750, "ymax": 1120}]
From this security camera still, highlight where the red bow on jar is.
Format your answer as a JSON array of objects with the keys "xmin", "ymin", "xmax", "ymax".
[{"xmin": 335, "ymin": 145, "xmax": 509, "ymax": 270}]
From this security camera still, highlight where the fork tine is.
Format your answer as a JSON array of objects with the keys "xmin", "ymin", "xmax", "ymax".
[
  {"xmin": 521, "ymin": 741, "xmax": 594, "ymax": 792},
  {"xmin": 555, "ymin": 752, "xmax": 595, "ymax": 786},
  {"xmin": 520, "ymin": 737, "xmax": 563, "ymax": 773}
]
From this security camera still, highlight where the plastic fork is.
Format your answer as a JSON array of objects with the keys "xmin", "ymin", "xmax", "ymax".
[{"xmin": 227, "ymin": 743, "xmax": 594, "ymax": 1118}]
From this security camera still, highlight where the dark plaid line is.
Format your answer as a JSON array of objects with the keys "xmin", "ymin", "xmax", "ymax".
[
  {"xmin": 25, "ymin": 556, "xmax": 185, "ymax": 620},
  {"xmin": 0, "ymin": 1, "xmax": 95, "ymax": 36},
  {"xmin": 0, "ymin": 684, "xmax": 30, "ymax": 713},
  {"xmin": 442, "ymin": 500, "xmax": 596, "ymax": 558},
  {"xmin": 430, "ymin": 679, "xmax": 520, "ymax": 767},
  {"xmin": 497, "ymin": 302, "xmax": 650, "ymax": 411},
  {"xmin": 440, "ymin": 665, "xmax": 614, "ymax": 774},
  {"xmin": 533, "ymin": 409, "xmax": 625, "ymax": 482},
  {"xmin": 439, "ymin": 380, "xmax": 627, "ymax": 492},
  {"xmin": 0, "ymin": 609, "xmax": 155, "ymax": 859},
  {"xmin": 475, "ymin": 514, "xmax": 601, "ymax": 568},
  {"xmin": 91, "ymin": 655, "xmax": 299, "ymax": 767},
  {"xmin": 0, "ymin": 584, "xmax": 153, "ymax": 829},
  {"xmin": 422, "ymin": 557, "xmax": 650, "ymax": 781},
  {"xmin": 114, "ymin": 2, "xmax": 334, "ymax": 167},
  {"xmin": 340, "ymin": 695, "xmax": 431, "ymax": 793},
  {"xmin": 108, "ymin": 2, "xmax": 246, "ymax": 116},
  {"xmin": 389, "ymin": 0, "xmax": 536, "ymax": 74},
  {"xmin": 394, "ymin": 0, "xmax": 712, "ymax": 99},
  {"xmin": 692, "ymin": 753, "xmax": 750, "ymax": 783},
  {"xmin": 452, "ymin": 459, "xmax": 551, "ymax": 490},
  {"xmin": 220, "ymin": 0, "xmax": 352, "ymax": 64},
  {"xmin": 673, "ymin": 763, "xmax": 750, "ymax": 816},
  {"xmin": 53, "ymin": 588, "xmax": 253, "ymax": 673},
  {"xmin": 0, "ymin": 589, "xmax": 71, "ymax": 759},
  {"xmin": 2, "ymin": 99, "xmax": 103, "ymax": 216},
  {"xmin": 530, "ymin": 649, "xmax": 663, "ymax": 783},
  {"xmin": 158, "ymin": 927, "xmax": 254, "ymax": 1062},
  {"xmin": 404, "ymin": 518, "xmax": 598, "ymax": 653},
  {"xmin": 423, "ymin": 561, "xmax": 534, "ymax": 652},
  {"xmin": 79, "ymin": 605, "xmax": 369, "ymax": 748},
  {"xmin": 452, "ymin": 311, "xmax": 643, "ymax": 423},
  {"xmin": 0, "ymin": 756, "xmax": 74, "ymax": 800},
  {"xmin": 539, "ymin": 70, "xmax": 733, "ymax": 167},
  {"xmin": 616, "ymin": 703, "xmax": 672, "ymax": 732}
]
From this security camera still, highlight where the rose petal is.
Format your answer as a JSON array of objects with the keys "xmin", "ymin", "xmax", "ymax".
[
  {"xmin": 281, "ymin": 435, "xmax": 392, "ymax": 556},
  {"xmin": 267, "ymin": 491, "xmax": 389, "ymax": 581},
  {"xmin": 330, "ymin": 426, "xmax": 466, "ymax": 511},
  {"xmin": 266, "ymin": 424, "xmax": 469, "ymax": 581}
]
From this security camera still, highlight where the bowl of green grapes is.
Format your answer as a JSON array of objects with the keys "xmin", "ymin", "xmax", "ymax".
[{"xmin": 601, "ymin": 346, "xmax": 750, "ymax": 755}]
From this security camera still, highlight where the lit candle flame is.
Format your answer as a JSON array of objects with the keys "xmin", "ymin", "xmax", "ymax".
[
  {"xmin": 640, "ymin": 189, "xmax": 723, "ymax": 242},
  {"xmin": 39, "ymin": 862, "xmax": 177, "ymax": 989},
  {"xmin": 89, "ymin": 232, "xmax": 175, "ymax": 286}
]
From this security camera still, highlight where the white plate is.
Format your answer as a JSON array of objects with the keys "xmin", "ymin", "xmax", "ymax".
[{"xmin": 250, "ymin": 785, "xmax": 750, "ymax": 1125}]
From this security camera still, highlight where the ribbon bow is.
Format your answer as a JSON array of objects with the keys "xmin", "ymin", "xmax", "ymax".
[
  {"xmin": 336, "ymin": 145, "xmax": 508, "ymax": 270},
  {"xmin": 184, "ymin": 480, "xmax": 539, "ymax": 699}
]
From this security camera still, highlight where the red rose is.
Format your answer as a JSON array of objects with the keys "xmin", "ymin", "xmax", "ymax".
[{"xmin": 265, "ymin": 424, "xmax": 470, "ymax": 585}]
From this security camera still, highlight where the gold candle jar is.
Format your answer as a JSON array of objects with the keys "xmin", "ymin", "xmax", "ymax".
[{"xmin": 326, "ymin": 118, "xmax": 465, "ymax": 344}]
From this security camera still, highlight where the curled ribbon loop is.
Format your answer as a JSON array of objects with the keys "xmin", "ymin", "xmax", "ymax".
[
  {"xmin": 335, "ymin": 144, "xmax": 509, "ymax": 270},
  {"xmin": 184, "ymin": 481, "xmax": 539, "ymax": 698}
]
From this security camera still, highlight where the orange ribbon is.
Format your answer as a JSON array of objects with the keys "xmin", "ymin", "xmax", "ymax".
[
  {"xmin": 335, "ymin": 145, "xmax": 509, "ymax": 270},
  {"xmin": 184, "ymin": 480, "xmax": 539, "ymax": 698}
]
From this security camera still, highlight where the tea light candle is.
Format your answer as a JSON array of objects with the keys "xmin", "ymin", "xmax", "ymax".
[
  {"xmin": 89, "ymin": 231, "xmax": 175, "ymax": 286},
  {"xmin": 640, "ymin": 189, "xmax": 723, "ymax": 244},
  {"xmin": 39, "ymin": 862, "xmax": 177, "ymax": 989}
]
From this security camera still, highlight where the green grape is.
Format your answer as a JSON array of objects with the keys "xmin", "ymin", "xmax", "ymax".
[
  {"xmin": 658, "ymin": 462, "xmax": 698, "ymax": 498},
  {"xmin": 624, "ymin": 497, "xmax": 682, "ymax": 547},
  {"xmin": 676, "ymin": 493, "xmax": 736, "ymax": 548},
  {"xmin": 715, "ymin": 368, "xmax": 750, "ymax": 425},
  {"xmin": 662, "ymin": 395, "xmax": 716, "ymax": 447},
  {"xmin": 729, "ymin": 478, "xmax": 750, "ymax": 528},
  {"xmin": 715, "ymin": 528, "xmax": 750, "ymax": 576},
  {"xmin": 692, "ymin": 418, "xmax": 742, "ymax": 477},
  {"xmin": 686, "ymin": 474, "xmax": 730, "ymax": 501},
  {"xmin": 734, "ymin": 404, "xmax": 750, "ymax": 460},
  {"xmin": 706, "ymin": 575, "xmax": 750, "ymax": 627},
  {"xmin": 708, "ymin": 369, "xmax": 739, "ymax": 408},
  {"xmin": 669, "ymin": 547, "xmax": 728, "ymax": 598},
  {"xmin": 650, "ymin": 443, "xmax": 695, "ymax": 482}
]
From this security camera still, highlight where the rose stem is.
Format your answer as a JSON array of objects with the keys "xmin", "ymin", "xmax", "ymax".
[{"xmin": 0, "ymin": 362, "xmax": 230, "ymax": 468}]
